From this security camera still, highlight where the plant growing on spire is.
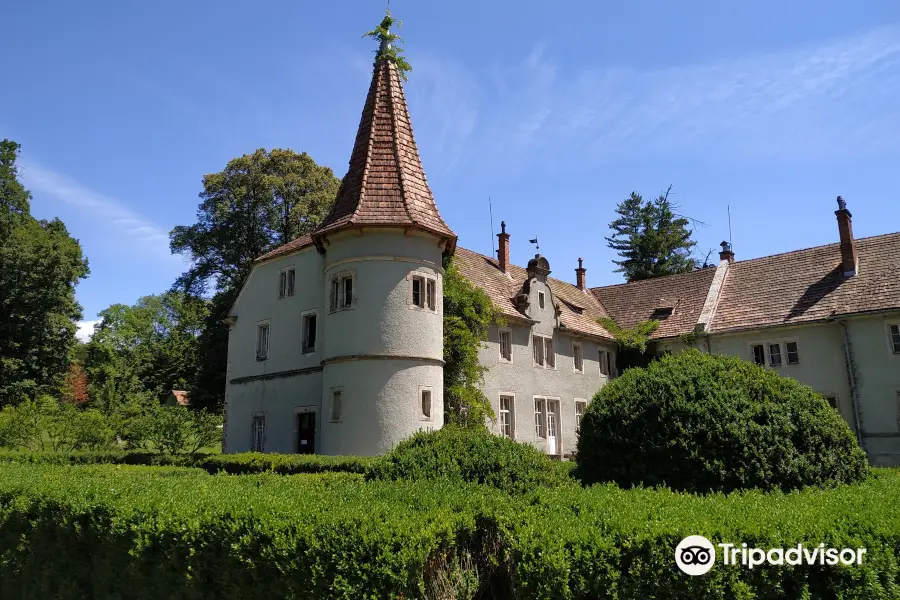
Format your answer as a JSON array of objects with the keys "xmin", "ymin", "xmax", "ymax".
[{"xmin": 364, "ymin": 12, "xmax": 412, "ymax": 80}]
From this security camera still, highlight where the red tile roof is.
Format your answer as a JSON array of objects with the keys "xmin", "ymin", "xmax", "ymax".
[
  {"xmin": 590, "ymin": 267, "xmax": 718, "ymax": 339},
  {"xmin": 710, "ymin": 232, "xmax": 900, "ymax": 333},
  {"xmin": 255, "ymin": 234, "xmax": 314, "ymax": 263},
  {"xmin": 454, "ymin": 247, "xmax": 614, "ymax": 340},
  {"xmin": 313, "ymin": 57, "xmax": 456, "ymax": 246}
]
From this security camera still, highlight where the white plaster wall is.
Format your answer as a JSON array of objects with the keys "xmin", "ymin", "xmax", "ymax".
[
  {"xmin": 225, "ymin": 373, "xmax": 323, "ymax": 453},
  {"xmin": 320, "ymin": 360, "xmax": 443, "ymax": 456}
]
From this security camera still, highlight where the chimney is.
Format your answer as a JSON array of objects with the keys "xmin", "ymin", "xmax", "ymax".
[
  {"xmin": 497, "ymin": 220, "xmax": 510, "ymax": 274},
  {"xmin": 575, "ymin": 257, "xmax": 587, "ymax": 291},
  {"xmin": 719, "ymin": 241, "xmax": 735, "ymax": 264},
  {"xmin": 835, "ymin": 196, "xmax": 857, "ymax": 277}
]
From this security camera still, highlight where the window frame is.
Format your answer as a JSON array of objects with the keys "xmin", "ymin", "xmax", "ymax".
[
  {"xmin": 420, "ymin": 386, "xmax": 433, "ymax": 421},
  {"xmin": 251, "ymin": 413, "xmax": 266, "ymax": 452},
  {"xmin": 408, "ymin": 272, "xmax": 438, "ymax": 313},
  {"xmin": 821, "ymin": 393, "xmax": 839, "ymax": 411},
  {"xmin": 768, "ymin": 342, "xmax": 783, "ymax": 367},
  {"xmin": 748, "ymin": 338, "xmax": 800, "ymax": 369},
  {"xmin": 533, "ymin": 397, "xmax": 546, "ymax": 439},
  {"xmin": 278, "ymin": 267, "xmax": 296, "ymax": 299},
  {"xmin": 538, "ymin": 291, "xmax": 545, "ymax": 309},
  {"xmin": 498, "ymin": 327, "xmax": 513, "ymax": 363},
  {"xmin": 573, "ymin": 341, "xmax": 584, "ymax": 373},
  {"xmin": 301, "ymin": 309, "xmax": 317, "ymax": 354},
  {"xmin": 532, "ymin": 334, "xmax": 555, "ymax": 369},
  {"xmin": 599, "ymin": 349, "xmax": 611, "ymax": 377},
  {"xmin": 330, "ymin": 387, "xmax": 343, "ymax": 422},
  {"xmin": 575, "ymin": 399, "xmax": 587, "ymax": 433},
  {"xmin": 887, "ymin": 323, "xmax": 900, "ymax": 355},
  {"xmin": 751, "ymin": 344, "xmax": 766, "ymax": 366},
  {"xmin": 499, "ymin": 393, "xmax": 515, "ymax": 439},
  {"xmin": 256, "ymin": 321, "xmax": 270, "ymax": 361},
  {"xmin": 785, "ymin": 340, "xmax": 800, "ymax": 365},
  {"xmin": 329, "ymin": 270, "xmax": 356, "ymax": 312}
]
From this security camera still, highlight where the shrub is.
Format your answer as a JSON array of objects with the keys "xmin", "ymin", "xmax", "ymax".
[
  {"xmin": 0, "ymin": 398, "xmax": 115, "ymax": 451},
  {"xmin": 128, "ymin": 404, "xmax": 221, "ymax": 454},
  {"xmin": 576, "ymin": 349, "xmax": 869, "ymax": 493},
  {"xmin": 367, "ymin": 425, "xmax": 571, "ymax": 494}
]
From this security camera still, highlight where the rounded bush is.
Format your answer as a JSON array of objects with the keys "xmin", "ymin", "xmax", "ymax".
[
  {"xmin": 367, "ymin": 425, "xmax": 571, "ymax": 494},
  {"xmin": 576, "ymin": 349, "xmax": 869, "ymax": 493}
]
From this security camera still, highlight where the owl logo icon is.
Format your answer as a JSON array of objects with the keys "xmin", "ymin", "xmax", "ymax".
[{"xmin": 675, "ymin": 535, "xmax": 716, "ymax": 575}]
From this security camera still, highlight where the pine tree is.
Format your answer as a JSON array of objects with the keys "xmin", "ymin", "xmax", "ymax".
[{"xmin": 605, "ymin": 186, "xmax": 697, "ymax": 282}]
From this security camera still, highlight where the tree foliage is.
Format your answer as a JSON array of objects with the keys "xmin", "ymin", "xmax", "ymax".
[
  {"xmin": 442, "ymin": 258, "xmax": 503, "ymax": 427},
  {"xmin": 84, "ymin": 292, "xmax": 208, "ymax": 411},
  {"xmin": 605, "ymin": 186, "xmax": 697, "ymax": 282},
  {"xmin": 0, "ymin": 140, "xmax": 89, "ymax": 406},
  {"xmin": 169, "ymin": 148, "xmax": 340, "ymax": 296},
  {"xmin": 364, "ymin": 12, "xmax": 412, "ymax": 80},
  {"xmin": 60, "ymin": 362, "xmax": 89, "ymax": 405}
]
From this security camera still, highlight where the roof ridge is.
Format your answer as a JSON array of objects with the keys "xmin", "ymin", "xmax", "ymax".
[
  {"xmin": 727, "ymin": 230, "xmax": 900, "ymax": 267},
  {"xmin": 590, "ymin": 266, "xmax": 715, "ymax": 292},
  {"xmin": 386, "ymin": 60, "xmax": 416, "ymax": 227}
]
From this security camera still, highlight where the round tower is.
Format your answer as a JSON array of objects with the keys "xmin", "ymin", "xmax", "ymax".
[{"xmin": 312, "ymin": 31, "xmax": 456, "ymax": 456}]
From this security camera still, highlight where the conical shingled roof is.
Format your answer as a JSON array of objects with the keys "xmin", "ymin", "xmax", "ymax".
[{"xmin": 314, "ymin": 55, "xmax": 456, "ymax": 252}]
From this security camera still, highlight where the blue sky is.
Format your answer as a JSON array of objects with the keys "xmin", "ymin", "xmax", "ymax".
[{"xmin": 5, "ymin": 1, "xmax": 900, "ymax": 340}]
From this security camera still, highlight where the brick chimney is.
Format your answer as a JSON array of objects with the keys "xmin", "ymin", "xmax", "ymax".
[
  {"xmin": 497, "ymin": 221, "xmax": 510, "ymax": 274},
  {"xmin": 575, "ymin": 257, "xmax": 587, "ymax": 291},
  {"xmin": 835, "ymin": 196, "xmax": 857, "ymax": 277},
  {"xmin": 719, "ymin": 241, "xmax": 735, "ymax": 264}
]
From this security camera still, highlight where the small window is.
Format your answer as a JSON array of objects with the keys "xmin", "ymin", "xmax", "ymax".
[
  {"xmin": 251, "ymin": 415, "xmax": 266, "ymax": 452},
  {"xmin": 786, "ymin": 341, "xmax": 800, "ymax": 365},
  {"xmin": 330, "ymin": 273, "xmax": 354, "ymax": 311},
  {"xmin": 533, "ymin": 335, "xmax": 544, "ymax": 366},
  {"xmin": 499, "ymin": 329, "xmax": 512, "ymax": 362},
  {"xmin": 412, "ymin": 276, "xmax": 424, "ymax": 308},
  {"xmin": 302, "ymin": 313, "xmax": 317, "ymax": 353},
  {"xmin": 890, "ymin": 324, "xmax": 900, "ymax": 354},
  {"xmin": 256, "ymin": 323, "xmax": 269, "ymax": 361},
  {"xmin": 575, "ymin": 400, "xmax": 587, "ymax": 432},
  {"xmin": 545, "ymin": 336, "xmax": 555, "ymax": 368},
  {"xmin": 573, "ymin": 342, "xmax": 583, "ymax": 373},
  {"xmin": 823, "ymin": 394, "xmax": 838, "ymax": 410},
  {"xmin": 279, "ymin": 268, "xmax": 296, "ymax": 298},
  {"xmin": 426, "ymin": 279, "xmax": 436, "ymax": 311},
  {"xmin": 343, "ymin": 276, "xmax": 353, "ymax": 307},
  {"xmin": 534, "ymin": 398, "xmax": 546, "ymax": 438},
  {"xmin": 768, "ymin": 343, "xmax": 782, "ymax": 367},
  {"xmin": 421, "ymin": 389, "xmax": 432, "ymax": 420},
  {"xmin": 599, "ymin": 350, "xmax": 610, "ymax": 376},
  {"xmin": 499, "ymin": 395, "xmax": 514, "ymax": 438},
  {"xmin": 538, "ymin": 291, "xmax": 545, "ymax": 309},
  {"xmin": 331, "ymin": 390, "xmax": 343, "ymax": 422},
  {"xmin": 751, "ymin": 344, "xmax": 765, "ymax": 366}
]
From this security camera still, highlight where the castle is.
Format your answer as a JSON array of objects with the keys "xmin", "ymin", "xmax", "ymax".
[{"xmin": 223, "ymin": 29, "xmax": 900, "ymax": 464}]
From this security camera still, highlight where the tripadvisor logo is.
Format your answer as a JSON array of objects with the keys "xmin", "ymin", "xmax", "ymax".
[{"xmin": 675, "ymin": 536, "xmax": 867, "ymax": 576}]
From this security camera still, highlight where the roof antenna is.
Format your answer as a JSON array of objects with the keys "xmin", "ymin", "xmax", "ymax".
[
  {"xmin": 529, "ymin": 236, "xmax": 539, "ymax": 253},
  {"xmin": 727, "ymin": 204, "xmax": 733, "ymax": 250},
  {"xmin": 489, "ymin": 195, "xmax": 496, "ymax": 257}
]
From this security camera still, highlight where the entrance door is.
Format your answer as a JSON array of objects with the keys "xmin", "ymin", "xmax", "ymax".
[
  {"xmin": 546, "ymin": 400, "xmax": 558, "ymax": 455},
  {"xmin": 297, "ymin": 412, "xmax": 316, "ymax": 454}
]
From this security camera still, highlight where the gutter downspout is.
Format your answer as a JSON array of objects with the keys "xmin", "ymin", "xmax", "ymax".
[{"xmin": 839, "ymin": 320, "xmax": 865, "ymax": 451}]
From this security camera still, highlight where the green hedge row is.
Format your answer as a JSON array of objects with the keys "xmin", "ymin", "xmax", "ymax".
[
  {"xmin": 0, "ymin": 450, "xmax": 374, "ymax": 475},
  {"xmin": 1, "ymin": 463, "xmax": 900, "ymax": 598}
]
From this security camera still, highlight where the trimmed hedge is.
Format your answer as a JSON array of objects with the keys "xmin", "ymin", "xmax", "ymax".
[
  {"xmin": 1, "ymin": 464, "xmax": 900, "ymax": 598},
  {"xmin": 0, "ymin": 450, "xmax": 374, "ymax": 475},
  {"xmin": 577, "ymin": 349, "xmax": 870, "ymax": 493},
  {"xmin": 367, "ymin": 425, "xmax": 573, "ymax": 493}
]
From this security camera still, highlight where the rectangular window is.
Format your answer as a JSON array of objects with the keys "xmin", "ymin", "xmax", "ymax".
[
  {"xmin": 538, "ymin": 292, "xmax": 545, "ymax": 309},
  {"xmin": 256, "ymin": 323, "xmax": 269, "ymax": 361},
  {"xmin": 890, "ymin": 325, "xmax": 900, "ymax": 354},
  {"xmin": 412, "ymin": 276, "xmax": 424, "ymax": 308},
  {"xmin": 599, "ymin": 350, "xmax": 610, "ymax": 376},
  {"xmin": 302, "ymin": 313, "xmax": 317, "ymax": 353},
  {"xmin": 823, "ymin": 394, "xmax": 838, "ymax": 410},
  {"xmin": 768, "ymin": 343, "xmax": 782, "ymax": 367},
  {"xmin": 287, "ymin": 268, "xmax": 295, "ymax": 296},
  {"xmin": 573, "ymin": 342, "xmax": 583, "ymax": 373},
  {"xmin": 251, "ymin": 415, "xmax": 266, "ymax": 452},
  {"xmin": 751, "ymin": 344, "xmax": 766, "ymax": 366},
  {"xmin": 499, "ymin": 395, "xmax": 514, "ymax": 438},
  {"xmin": 575, "ymin": 400, "xmax": 587, "ymax": 432},
  {"xmin": 279, "ymin": 271, "xmax": 287, "ymax": 298},
  {"xmin": 331, "ymin": 273, "xmax": 354, "ymax": 311},
  {"xmin": 426, "ymin": 279, "xmax": 436, "ymax": 311},
  {"xmin": 534, "ymin": 398, "xmax": 546, "ymax": 438},
  {"xmin": 499, "ymin": 329, "xmax": 512, "ymax": 362},
  {"xmin": 331, "ymin": 390, "xmax": 343, "ymax": 422},
  {"xmin": 533, "ymin": 335, "xmax": 544, "ymax": 366},
  {"xmin": 421, "ymin": 389, "xmax": 433, "ymax": 420},
  {"xmin": 343, "ymin": 276, "xmax": 353, "ymax": 307},
  {"xmin": 545, "ymin": 336, "xmax": 555, "ymax": 368},
  {"xmin": 786, "ymin": 341, "xmax": 800, "ymax": 365}
]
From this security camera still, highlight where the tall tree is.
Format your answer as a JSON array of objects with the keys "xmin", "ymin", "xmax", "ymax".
[
  {"xmin": 605, "ymin": 186, "xmax": 697, "ymax": 282},
  {"xmin": 0, "ymin": 140, "xmax": 89, "ymax": 406},
  {"xmin": 170, "ymin": 149, "xmax": 340, "ymax": 410},
  {"xmin": 84, "ymin": 292, "xmax": 208, "ymax": 412}
]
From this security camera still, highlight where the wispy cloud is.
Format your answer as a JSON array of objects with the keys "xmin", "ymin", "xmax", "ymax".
[
  {"xmin": 20, "ymin": 161, "xmax": 178, "ymax": 261},
  {"xmin": 412, "ymin": 26, "xmax": 900, "ymax": 176},
  {"xmin": 75, "ymin": 320, "xmax": 100, "ymax": 343}
]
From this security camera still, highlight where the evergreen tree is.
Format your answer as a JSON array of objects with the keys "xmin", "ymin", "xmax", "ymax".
[
  {"xmin": 0, "ymin": 140, "xmax": 89, "ymax": 405},
  {"xmin": 605, "ymin": 186, "xmax": 697, "ymax": 282}
]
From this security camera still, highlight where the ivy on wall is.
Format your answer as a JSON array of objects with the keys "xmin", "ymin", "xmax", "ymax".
[{"xmin": 597, "ymin": 317, "xmax": 661, "ymax": 371}]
